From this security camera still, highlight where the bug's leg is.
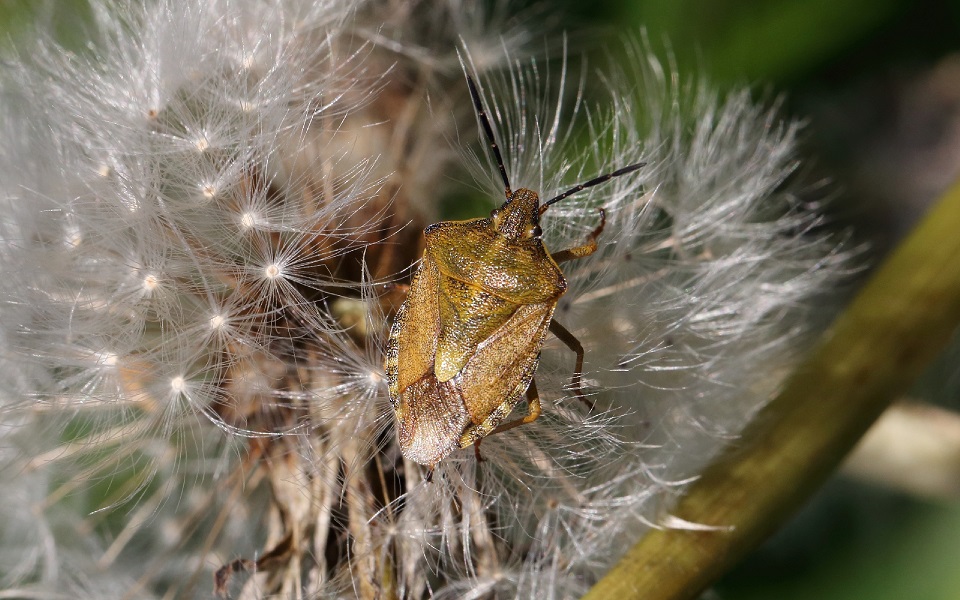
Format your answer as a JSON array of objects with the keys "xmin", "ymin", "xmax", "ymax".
[
  {"xmin": 471, "ymin": 379, "xmax": 543, "ymax": 461},
  {"xmin": 488, "ymin": 379, "xmax": 543, "ymax": 435},
  {"xmin": 549, "ymin": 208, "xmax": 606, "ymax": 264},
  {"xmin": 473, "ymin": 441, "xmax": 485, "ymax": 463},
  {"xmin": 547, "ymin": 211, "xmax": 602, "ymax": 410},
  {"xmin": 548, "ymin": 319, "xmax": 594, "ymax": 410},
  {"xmin": 382, "ymin": 282, "xmax": 410, "ymax": 296}
]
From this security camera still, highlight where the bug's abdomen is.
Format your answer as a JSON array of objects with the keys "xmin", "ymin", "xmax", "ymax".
[{"xmin": 394, "ymin": 374, "xmax": 472, "ymax": 466}]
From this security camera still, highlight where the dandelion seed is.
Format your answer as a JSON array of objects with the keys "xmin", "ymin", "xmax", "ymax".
[
  {"xmin": 239, "ymin": 211, "xmax": 260, "ymax": 229},
  {"xmin": 239, "ymin": 52, "xmax": 256, "ymax": 70},
  {"xmin": 208, "ymin": 314, "xmax": 225, "ymax": 330},
  {"xmin": 63, "ymin": 224, "xmax": 82, "ymax": 249},
  {"xmin": 96, "ymin": 351, "xmax": 118, "ymax": 367},
  {"xmin": 169, "ymin": 376, "xmax": 186, "ymax": 394},
  {"xmin": 263, "ymin": 263, "xmax": 281, "ymax": 280}
]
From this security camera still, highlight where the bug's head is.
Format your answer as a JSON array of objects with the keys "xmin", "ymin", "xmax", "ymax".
[{"xmin": 491, "ymin": 188, "xmax": 543, "ymax": 242}]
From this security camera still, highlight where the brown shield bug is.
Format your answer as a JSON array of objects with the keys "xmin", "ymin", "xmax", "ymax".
[{"xmin": 385, "ymin": 75, "xmax": 643, "ymax": 470}]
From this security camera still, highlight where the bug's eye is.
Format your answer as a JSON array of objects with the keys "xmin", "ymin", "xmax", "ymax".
[{"xmin": 530, "ymin": 224, "xmax": 542, "ymax": 238}]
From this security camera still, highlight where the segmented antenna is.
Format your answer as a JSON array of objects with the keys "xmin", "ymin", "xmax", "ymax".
[
  {"xmin": 540, "ymin": 162, "xmax": 646, "ymax": 212},
  {"xmin": 466, "ymin": 75, "xmax": 512, "ymax": 197}
]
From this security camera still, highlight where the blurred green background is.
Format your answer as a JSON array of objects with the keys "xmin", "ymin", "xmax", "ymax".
[{"xmin": 3, "ymin": 0, "xmax": 960, "ymax": 598}]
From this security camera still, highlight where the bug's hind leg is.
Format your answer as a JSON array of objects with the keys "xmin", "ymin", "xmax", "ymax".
[
  {"xmin": 549, "ymin": 208, "xmax": 606, "ymax": 264},
  {"xmin": 547, "ymin": 209, "xmax": 602, "ymax": 411},
  {"xmin": 548, "ymin": 319, "xmax": 594, "ymax": 411},
  {"xmin": 468, "ymin": 379, "xmax": 542, "ymax": 462}
]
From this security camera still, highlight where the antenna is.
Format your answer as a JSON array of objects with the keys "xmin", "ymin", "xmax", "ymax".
[
  {"xmin": 466, "ymin": 75, "xmax": 512, "ymax": 197},
  {"xmin": 540, "ymin": 162, "xmax": 646, "ymax": 212}
]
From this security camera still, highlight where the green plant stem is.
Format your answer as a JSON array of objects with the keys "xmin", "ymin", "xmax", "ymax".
[{"xmin": 583, "ymin": 177, "xmax": 960, "ymax": 600}]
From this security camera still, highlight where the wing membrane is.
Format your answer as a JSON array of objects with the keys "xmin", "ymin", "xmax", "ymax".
[{"xmin": 458, "ymin": 301, "xmax": 554, "ymax": 425}]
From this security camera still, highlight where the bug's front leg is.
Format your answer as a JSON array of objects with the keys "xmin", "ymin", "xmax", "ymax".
[
  {"xmin": 382, "ymin": 281, "xmax": 410, "ymax": 300},
  {"xmin": 468, "ymin": 379, "xmax": 543, "ymax": 462},
  {"xmin": 549, "ymin": 208, "xmax": 606, "ymax": 264},
  {"xmin": 548, "ymin": 319, "xmax": 594, "ymax": 410}
]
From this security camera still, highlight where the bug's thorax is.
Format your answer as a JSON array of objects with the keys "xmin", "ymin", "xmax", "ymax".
[
  {"xmin": 491, "ymin": 188, "xmax": 543, "ymax": 242},
  {"xmin": 421, "ymin": 187, "xmax": 566, "ymax": 306}
]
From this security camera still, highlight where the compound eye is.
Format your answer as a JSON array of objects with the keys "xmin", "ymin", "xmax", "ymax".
[{"xmin": 530, "ymin": 224, "xmax": 543, "ymax": 238}]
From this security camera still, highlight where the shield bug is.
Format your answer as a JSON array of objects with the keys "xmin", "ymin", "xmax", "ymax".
[{"xmin": 385, "ymin": 75, "xmax": 643, "ymax": 469}]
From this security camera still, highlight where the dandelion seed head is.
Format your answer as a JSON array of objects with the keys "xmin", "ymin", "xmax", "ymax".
[{"xmin": 0, "ymin": 1, "xmax": 852, "ymax": 598}]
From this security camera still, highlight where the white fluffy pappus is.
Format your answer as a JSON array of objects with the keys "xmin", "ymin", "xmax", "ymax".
[{"xmin": 0, "ymin": 1, "xmax": 852, "ymax": 598}]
